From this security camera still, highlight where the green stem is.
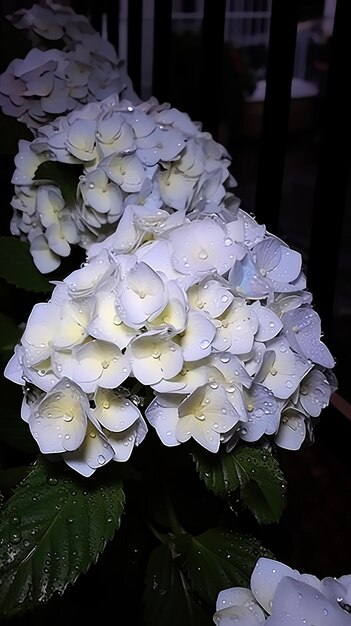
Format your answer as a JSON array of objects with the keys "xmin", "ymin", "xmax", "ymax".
[{"xmin": 163, "ymin": 484, "xmax": 185, "ymax": 536}]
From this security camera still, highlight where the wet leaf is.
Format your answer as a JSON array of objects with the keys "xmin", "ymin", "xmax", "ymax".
[
  {"xmin": 192, "ymin": 445, "xmax": 287, "ymax": 524},
  {"xmin": 0, "ymin": 238, "xmax": 53, "ymax": 292},
  {"xmin": 174, "ymin": 526, "xmax": 273, "ymax": 605},
  {"xmin": 0, "ymin": 458, "xmax": 125, "ymax": 617},
  {"xmin": 144, "ymin": 543, "xmax": 211, "ymax": 626},
  {"xmin": 34, "ymin": 161, "xmax": 82, "ymax": 206}
]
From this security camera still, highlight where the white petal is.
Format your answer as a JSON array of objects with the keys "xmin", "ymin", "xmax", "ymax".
[
  {"xmin": 267, "ymin": 577, "xmax": 351, "ymax": 626},
  {"xmin": 228, "ymin": 253, "xmax": 271, "ymax": 299},
  {"xmin": 214, "ymin": 605, "xmax": 264, "ymax": 626},
  {"xmin": 216, "ymin": 588, "xmax": 258, "ymax": 612},
  {"xmin": 64, "ymin": 419, "xmax": 114, "ymax": 475},
  {"xmin": 28, "ymin": 378, "xmax": 88, "ymax": 454},
  {"xmin": 299, "ymin": 369, "xmax": 333, "ymax": 417},
  {"xmin": 103, "ymin": 154, "xmax": 146, "ymax": 192},
  {"xmin": 105, "ymin": 426, "xmax": 136, "ymax": 461},
  {"xmin": 66, "ymin": 118, "xmax": 97, "ymax": 160},
  {"xmin": 145, "ymin": 394, "xmax": 181, "ymax": 446},
  {"xmin": 274, "ymin": 410, "xmax": 306, "ymax": 450},
  {"xmin": 251, "ymin": 557, "xmax": 296, "ymax": 613},
  {"xmin": 210, "ymin": 353, "xmax": 252, "ymax": 388},
  {"xmin": 251, "ymin": 302, "xmax": 282, "ymax": 341},
  {"xmin": 283, "ymin": 306, "xmax": 334, "ymax": 368},
  {"xmin": 4, "ymin": 349, "xmax": 25, "ymax": 384},
  {"xmin": 180, "ymin": 311, "xmax": 216, "ymax": 361},
  {"xmin": 30, "ymin": 234, "xmax": 61, "ymax": 273},
  {"xmin": 268, "ymin": 247, "xmax": 302, "ymax": 283},
  {"xmin": 93, "ymin": 388, "xmax": 141, "ymax": 431}
]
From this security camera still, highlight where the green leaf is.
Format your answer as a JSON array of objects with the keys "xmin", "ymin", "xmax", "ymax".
[
  {"xmin": 0, "ymin": 312, "xmax": 22, "ymax": 353},
  {"xmin": 34, "ymin": 161, "xmax": 82, "ymax": 206},
  {"xmin": 192, "ymin": 445, "xmax": 287, "ymax": 524},
  {"xmin": 174, "ymin": 527, "xmax": 273, "ymax": 606},
  {"xmin": 0, "ymin": 458, "xmax": 125, "ymax": 617},
  {"xmin": 144, "ymin": 544, "xmax": 211, "ymax": 626},
  {"xmin": 0, "ymin": 238, "xmax": 53, "ymax": 292},
  {"xmin": 0, "ymin": 467, "xmax": 29, "ymax": 499}
]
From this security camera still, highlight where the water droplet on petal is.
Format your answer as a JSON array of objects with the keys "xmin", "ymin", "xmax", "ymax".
[{"xmin": 200, "ymin": 339, "xmax": 210, "ymax": 350}]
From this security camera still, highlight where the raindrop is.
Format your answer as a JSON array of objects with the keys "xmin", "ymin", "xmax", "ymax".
[
  {"xmin": 220, "ymin": 354, "xmax": 230, "ymax": 363},
  {"xmin": 10, "ymin": 531, "xmax": 22, "ymax": 544},
  {"xmin": 98, "ymin": 455, "xmax": 106, "ymax": 465},
  {"xmin": 200, "ymin": 339, "xmax": 210, "ymax": 350},
  {"xmin": 46, "ymin": 477, "xmax": 58, "ymax": 486}
]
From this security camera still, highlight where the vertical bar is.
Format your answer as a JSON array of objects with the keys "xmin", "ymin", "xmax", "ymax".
[
  {"xmin": 199, "ymin": 0, "xmax": 226, "ymax": 139},
  {"xmin": 127, "ymin": 0, "xmax": 143, "ymax": 96},
  {"xmin": 90, "ymin": 1, "xmax": 103, "ymax": 34},
  {"xmin": 307, "ymin": 0, "xmax": 350, "ymax": 338},
  {"xmin": 254, "ymin": 0, "xmax": 300, "ymax": 232},
  {"xmin": 152, "ymin": 0, "xmax": 173, "ymax": 103},
  {"xmin": 106, "ymin": 0, "xmax": 120, "ymax": 54}
]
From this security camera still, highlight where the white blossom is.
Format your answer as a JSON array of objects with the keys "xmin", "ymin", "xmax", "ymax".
[
  {"xmin": 213, "ymin": 557, "xmax": 351, "ymax": 625},
  {"xmin": 9, "ymin": 94, "xmax": 236, "ymax": 272},
  {"xmin": 2, "ymin": 3, "xmax": 137, "ymax": 131},
  {"xmin": 5, "ymin": 198, "xmax": 337, "ymax": 473}
]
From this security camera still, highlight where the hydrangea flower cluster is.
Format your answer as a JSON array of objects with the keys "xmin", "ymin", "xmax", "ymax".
[
  {"xmin": 5, "ymin": 199, "xmax": 336, "ymax": 476},
  {"xmin": 8, "ymin": 0, "xmax": 97, "ymax": 50},
  {"xmin": 213, "ymin": 557, "xmax": 351, "ymax": 625},
  {"xmin": 10, "ymin": 94, "xmax": 235, "ymax": 272},
  {"xmin": 0, "ymin": 4, "xmax": 136, "ymax": 130}
]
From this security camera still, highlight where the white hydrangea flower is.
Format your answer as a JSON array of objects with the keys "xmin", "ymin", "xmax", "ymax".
[
  {"xmin": 126, "ymin": 331, "xmax": 184, "ymax": 386},
  {"xmin": 8, "ymin": 1, "xmax": 94, "ymax": 49},
  {"xmin": 282, "ymin": 304, "xmax": 335, "ymax": 368},
  {"xmin": 2, "ymin": 3, "xmax": 137, "ymax": 131},
  {"xmin": 212, "ymin": 300, "xmax": 259, "ymax": 354},
  {"xmin": 28, "ymin": 377, "xmax": 89, "ymax": 454},
  {"xmin": 115, "ymin": 261, "xmax": 168, "ymax": 328},
  {"xmin": 167, "ymin": 217, "xmax": 245, "ymax": 277},
  {"xmin": 175, "ymin": 384, "xmax": 240, "ymax": 452},
  {"xmin": 10, "ymin": 94, "xmax": 236, "ymax": 272},
  {"xmin": 213, "ymin": 557, "xmax": 351, "ymax": 625},
  {"xmin": 5, "ymin": 195, "xmax": 337, "ymax": 474},
  {"xmin": 64, "ymin": 418, "xmax": 115, "ymax": 477},
  {"xmin": 296, "ymin": 367, "xmax": 337, "ymax": 417}
]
